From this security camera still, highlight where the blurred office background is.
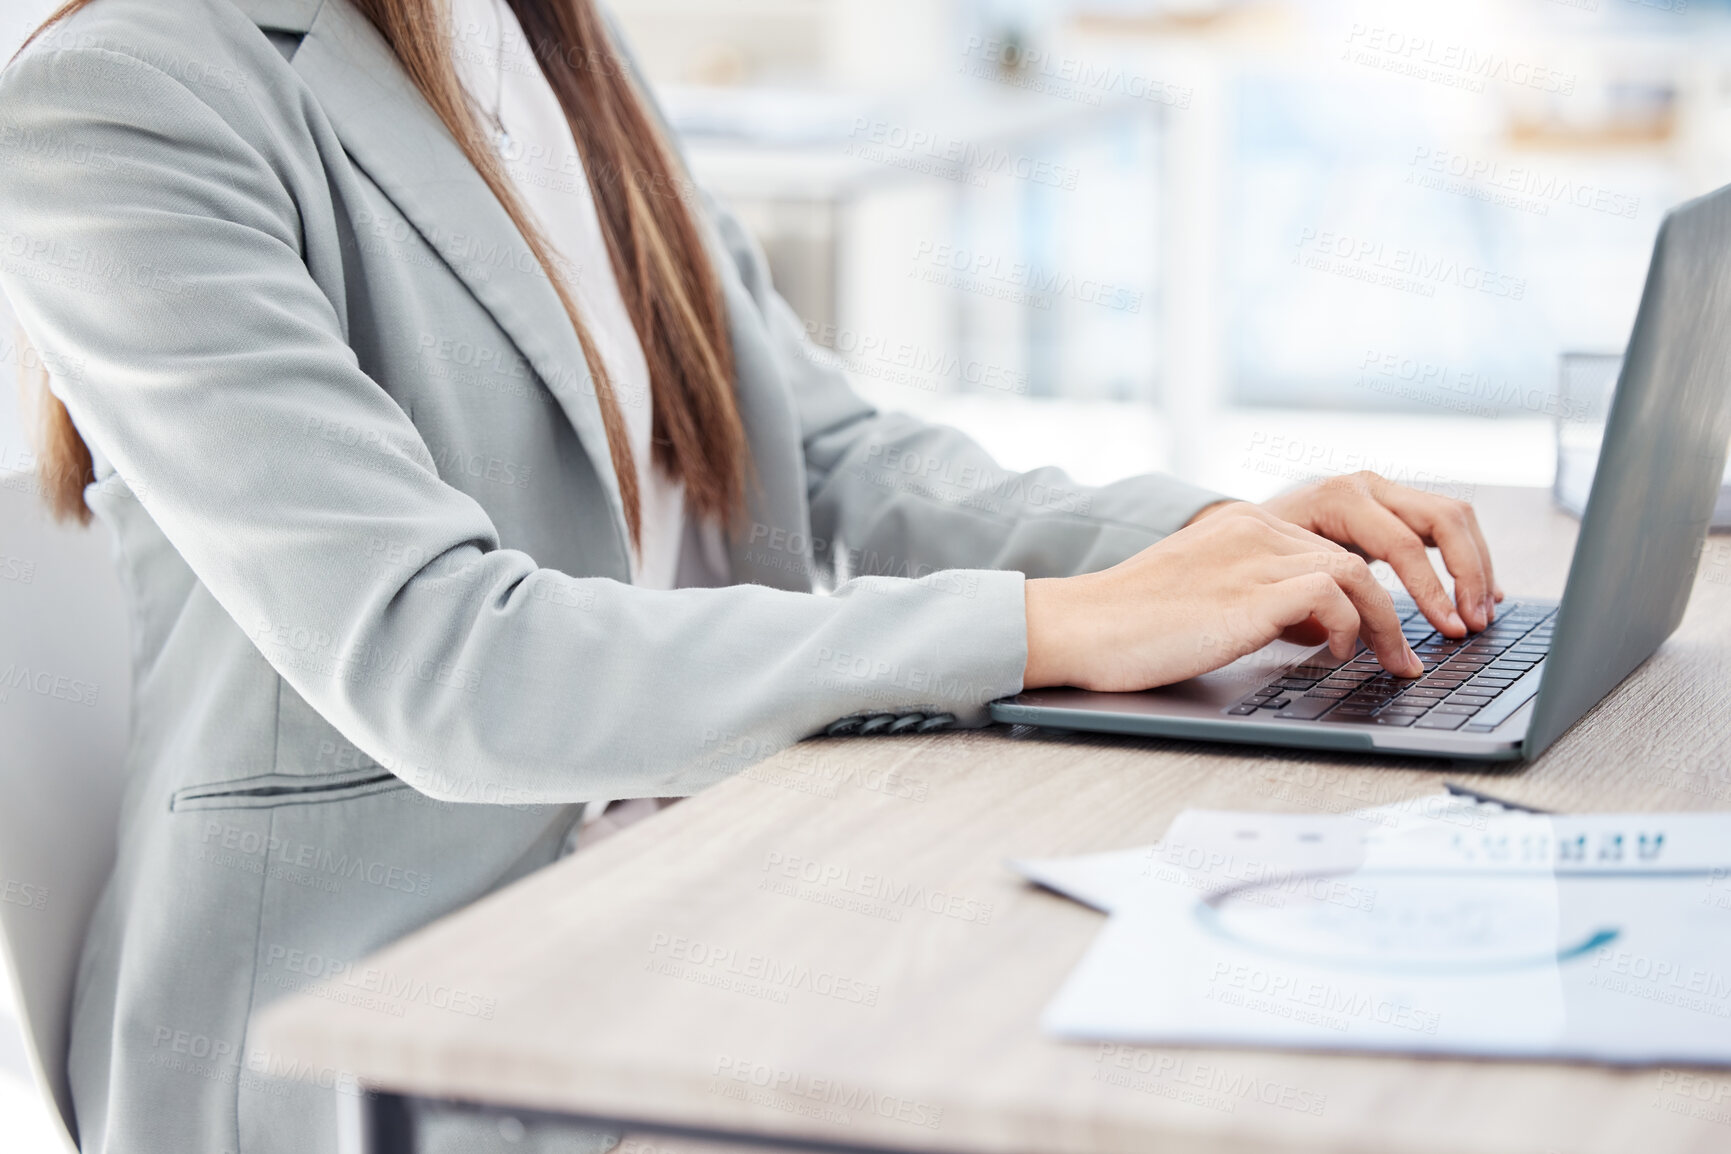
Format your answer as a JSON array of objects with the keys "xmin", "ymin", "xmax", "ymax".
[{"xmin": 5, "ymin": 0, "xmax": 1731, "ymax": 1147}]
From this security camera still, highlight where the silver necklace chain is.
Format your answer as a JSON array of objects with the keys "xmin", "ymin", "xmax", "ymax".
[{"xmin": 482, "ymin": 0, "xmax": 512, "ymax": 153}]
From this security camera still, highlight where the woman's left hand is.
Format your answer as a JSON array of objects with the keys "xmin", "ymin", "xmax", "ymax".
[{"xmin": 1195, "ymin": 471, "xmax": 1504, "ymax": 639}]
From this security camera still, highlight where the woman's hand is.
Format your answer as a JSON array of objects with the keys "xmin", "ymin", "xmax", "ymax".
[
  {"xmin": 1023, "ymin": 502, "xmax": 1421, "ymax": 691},
  {"xmin": 1250, "ymin": 471, "xmax": 1503, "ymax": 638}
]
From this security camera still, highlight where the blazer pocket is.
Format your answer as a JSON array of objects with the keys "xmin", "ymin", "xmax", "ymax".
[{"xmin": 170, "ymin": 769, "xmax": 409, "ymax": 812}]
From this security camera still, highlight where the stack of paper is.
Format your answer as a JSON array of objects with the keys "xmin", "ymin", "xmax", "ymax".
[{"xmin": 1012, "ymin": 797, "xmax": 1731, "ymax": 1064}]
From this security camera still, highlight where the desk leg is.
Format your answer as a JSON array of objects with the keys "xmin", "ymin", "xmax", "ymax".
[
  {"xmin": 337, "ymin": 1089, "xmax": 416, "ymax": 1154},
  {"xmin": 339, "ymin": 1090, "xmax": 936, "ymax": 1154}
]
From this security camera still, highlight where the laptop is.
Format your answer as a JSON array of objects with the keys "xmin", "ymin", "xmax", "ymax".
[{"xmin": 992, "ymin": 184, "xmax": 1731, "ymax": 762}]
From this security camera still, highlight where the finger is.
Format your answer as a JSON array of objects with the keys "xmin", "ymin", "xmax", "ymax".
[
  {"xmin": 1273, "ymin": 553, "xmax": 1420, "ymax": 675},
  {"xmin": 1214, "ymin": 505, "xmax": 1354, "ymax": 569},
  {"xmin": 1267, "ymin": 573, "xmax": 1362, "ymax": 664},
  {"xmin": 1377, "ymin": 487, "xmax": 1497, "ymax": 631},
  {"xmin": 1462, "ymin": 504, "xmax": 1504, "ymax": 611},
  {"xmin": 1239, "ymin": 503, "xmax": 1356, "ymax": 557},
  {"xmin": 1347, "ymin": 500, "xmax": 1464, "ymax": 638},
  {"xmin": 1278, "ymin": 616, "xmax": 1330, "ymax": 648},
  {"xmin": 1315, "ymin": 550, "xmax": 1423, "ymax": 674}
]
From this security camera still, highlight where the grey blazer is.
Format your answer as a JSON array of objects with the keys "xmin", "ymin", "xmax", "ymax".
[{"xmin": 0, "ymin": 0, "xmax": 1222, "ymax": 1150}]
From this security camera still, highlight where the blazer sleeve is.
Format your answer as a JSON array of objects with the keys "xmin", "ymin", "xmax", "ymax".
[
  {"xmin": 0, "ymin": 42, "xmax": 1029, "ymax": 805},
  {"xmin": 703, "ymin": 203, "xmax": 1233, "ymax": 582}
]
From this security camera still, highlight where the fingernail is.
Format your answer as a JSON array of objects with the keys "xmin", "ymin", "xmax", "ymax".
[
  {"xmin": 1482, "ymin": 595, "xmax": 1495, "ymax": 625},
  {"xmin": 1446, "ymin": 611, "xmax": 1465, "ymax": 635},
  {"xmin": 1405, "ymin": 644, "xmax": 1423, "ymax": 676}
]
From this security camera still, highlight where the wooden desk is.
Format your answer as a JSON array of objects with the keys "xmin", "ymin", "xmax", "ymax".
[{"xmin": 255, "ymin": 487, "xmax": 1731, "ymax": 1154}]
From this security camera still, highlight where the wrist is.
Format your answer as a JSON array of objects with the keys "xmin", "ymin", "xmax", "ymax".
[
  {"xmin": 1184, "ymin": 499, "xmax": 1239, "ymax": 527},
  {"xmin": 1023, "ymin": 577, "xmax": 1076, "ymax": 689}
]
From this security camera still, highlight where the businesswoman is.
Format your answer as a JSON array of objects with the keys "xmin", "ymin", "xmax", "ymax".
[{"xmin": 2, "ymin": 0, "xmax": 1501, "ymax": 1149}]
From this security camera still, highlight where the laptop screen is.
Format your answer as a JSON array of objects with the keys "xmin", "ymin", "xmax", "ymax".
[{"xmin": 1527, "ymin": 186, "xmax": 1731, "ymax": 756}]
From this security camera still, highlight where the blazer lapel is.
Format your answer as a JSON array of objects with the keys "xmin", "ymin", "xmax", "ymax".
[
  {"xmin": 286, "ymin": 0, "xmax": 632, "ymax": 564},
  {"xmin": 237, "ymin": 0, "xmax": 818, "ymax": 593}
]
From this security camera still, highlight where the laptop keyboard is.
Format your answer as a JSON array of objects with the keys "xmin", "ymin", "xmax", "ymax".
[{"xmin": 1224, "ymin": 600, "xmax": 1556, "ymax": 733}]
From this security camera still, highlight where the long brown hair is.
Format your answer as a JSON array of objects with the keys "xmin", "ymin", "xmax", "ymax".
[{"xmin": 19, "ymin": 0, "xmax": 748, "ymax": 545}]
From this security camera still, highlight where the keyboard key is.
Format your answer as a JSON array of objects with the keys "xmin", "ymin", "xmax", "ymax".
[
  {"xmin": 1380, "ymin": 704, "xmax": 1432, "ymax": 716},
  {"xmin": 1433, "ymin": 703, "xmax": 1481, "ymax": 715},
  {"xmin": 1321, "ymin": 676, "xmax": 1368, "ymax": 689},
  {"xmin": 1374, "ymin": 713, "xmax": 1418, "ymax": 726},
  {"xmin": 1272, "ymin": 678, "xmax": 1318, "ymax": 690},
  {"xmin": 1306, "ymin": 688, "xmax": 1352, "ymax": 699},
  {"xmin": 1271, "ymin": 695, "xmax": 1338, "ymax": 720},
  {"xmin": 1227, "ymin": 704, "xmax": 1260, "ymax": 715},
  {"xmin": 1414, "ymin": 713, "xmax": 1468, "ymax": 730},
  {"xmin": 1260, "ymin": 697, "xmax": 1291, "ymax": 709},
  {"xmin": 1449, "ymin": 693, "xmax": 1495, "ymax": 706},
  {"xmin": 1402, "ymin": 687, "xmax": 1450, "ymax": 699}
]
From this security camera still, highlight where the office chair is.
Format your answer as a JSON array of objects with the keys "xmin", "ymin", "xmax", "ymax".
[{"xmin": 0, "ymin": 466, "xmax": 132, "ymax": 1154}]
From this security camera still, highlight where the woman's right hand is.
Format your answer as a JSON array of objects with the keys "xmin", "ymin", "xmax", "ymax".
[{"xmin": 1023, "ymin": 502, "xmax": 1423, "ymax": 691}]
